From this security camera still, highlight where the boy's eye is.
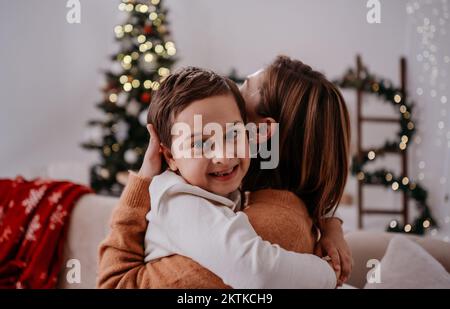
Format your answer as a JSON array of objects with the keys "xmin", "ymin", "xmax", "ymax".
[
  {"xmin": 192, "ymin": 140, "xmax": 203, "ymax": 149},
  {"xmin": 225, "ymin": 130, "xmax": 238, "ymax": 141}
]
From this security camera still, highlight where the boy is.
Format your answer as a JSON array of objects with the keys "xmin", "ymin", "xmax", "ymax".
[{"xmin": 143, "ymin": 67, "xmax": 337, "ymax": 288}]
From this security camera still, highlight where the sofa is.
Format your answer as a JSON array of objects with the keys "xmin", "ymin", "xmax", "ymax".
[{"xmin": 57, "ymin": 193, "xmax": 450, "ymax": 289}]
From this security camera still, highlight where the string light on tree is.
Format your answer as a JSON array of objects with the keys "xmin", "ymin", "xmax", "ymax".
[{"xmin": 82, "ymin": 0, "xmax": 177, "ymax": 196}]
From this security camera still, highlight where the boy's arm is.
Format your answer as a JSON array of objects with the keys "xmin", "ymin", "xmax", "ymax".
[
  {"xmin": 96, "ymin": 171, "xmax": 229, "ymax": 288},
  {"xmin": 159, "ymin": 192, "xmax": 337, "ymax": 289}
]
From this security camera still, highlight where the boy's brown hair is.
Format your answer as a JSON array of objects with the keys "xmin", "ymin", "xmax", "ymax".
[{"xmin": 147, "ymin": 67, "xmax": 247, "ymax": 148}]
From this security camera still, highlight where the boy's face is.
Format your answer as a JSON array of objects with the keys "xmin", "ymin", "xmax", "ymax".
[{"xmin": 163, "ymin": 94, "xmax": 250, "ymax": 197}]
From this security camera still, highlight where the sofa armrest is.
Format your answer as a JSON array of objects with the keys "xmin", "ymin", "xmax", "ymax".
[{"xmin": 57, "ymin": 194, "xmax": 118, "ymax": 289}]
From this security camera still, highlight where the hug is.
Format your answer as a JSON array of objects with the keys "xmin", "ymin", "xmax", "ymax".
[{"xmin": 97, "ymin": 55, "xmax": 352, "ymax": 289}]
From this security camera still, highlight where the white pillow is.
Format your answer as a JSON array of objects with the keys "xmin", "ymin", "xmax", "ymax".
[{"xmin": 364, "ymin": 235, "xmax": 450, "ymax": 289}]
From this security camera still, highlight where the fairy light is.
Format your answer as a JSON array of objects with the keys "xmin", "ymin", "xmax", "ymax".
[
  {"xmin": 144, "ymin": 53, "xmax": 154, "ymax": 62},
  {"xmin": 100, "ymin": 167, "xmax": 110, "ymax": 178},
  {"xmin": 153, "ymin": 19, "xmax": 162, "ymax": 27},
  {"xmin": 165, "ymin": 41, "xmax": 176, "ymax": 56},
  {"xmin": 400, "ymin": 105, "xmax": 407, "ymax": 113},
  {"xmin": 103, "ymin": 146, "xmax": 111, "ymax": 156},
  {"xmin": 143, "ymin": 80, "xmax": 152, "ymax": 89},
  {"xmin": 139, "ymin": 4, "xmax": 149, "ymax": 13},
  {"xmin": 114, "ymin": 25, "xmax": 123, "ymax": 35},
  {"xmin": 390, "ymin": 220, "xmax": 398, "ymax": 228},
  {"xmin": 385, "ymin": 173, "xmax": 393, "ymax": 182},
  {"xmin": 167, "ymin": 47, "xmax": 176, "ymax": 56},
  {"xmin": 392, "ymin": 182, "xmax": 399, "ymax": 191},
  {"xmin": 152, "ymin": 81, "xmax": 160, "ymax": 90},
  {"xmin": 155, "ymin": 44, "xmax": 164, "ymax": 54},
  {"xmin": 131, "ymin": 79, "xmax": 140, "ymax": 88},
  {"xmin": 401, "ymin": 135, "xmax": 409, "ymax": 144},
  {"xmin": 137, "ymin": 35, "xmax": 146, "ymax": 44},
  {"xmin": 112, "ymin": 143, "xmax": 120, "ymax": 152},
  {"xmin": 368, "ymin": 151, "xmax": 376, "ymax": 160},
  {"xmin": 109, "ymin": 93, "xmax": 117, "ymax": 103},
  {"xmin": 404, "ymin": 224, "xmax": 412, "ymax": 233},
  {"xmin": 151, "ymin": 0, "xmax": 160, "ymax": 5},
  {"xmin": 123, "ymin": 83, "xmax": 132, "ymax": 92},
  {"xmin": 119, "ymin": 75, "xmax": 128, "ymax": 84},
  {"xmin": 402, "ymin": 177, "xmax": 410, "ymax": 185},
  {"xmin": 357, "ymin": 172, "xmax": 365, "ymax": 181},
  {"xmin": 165, "ymin": 41, "xmax": 175, "ymax": 49},
  {"xmin": 125, "ymin": 3, "xmax": 134, "ymax": 12},
  {"xmin": 123, "ymin": 24, "xmax": 133, "ymax": 33},
  {"xmin": 158, "ymin": 67, "xmax": 170, "ymax": 77},
  {"xmin": 394, "ymin": 94, "xmax": 402, "ymax": 103},
  {"xmin": 139, "ymin": 44, "xmax": 148, "ymax": 53},
  {"xmin": 123, "ymin": 55, "xmax": 132, "ymax": 64},
  {"xmin": 131, "ymin": 52, "xmax": 139, "ymax": 60},
  {"xmin": 149, "ymin": 12, "xmax": 158, "ymax": 21}
]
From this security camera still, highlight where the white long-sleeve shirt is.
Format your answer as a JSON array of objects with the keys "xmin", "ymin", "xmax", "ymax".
[{"xmin": 144, "ymin": 170, "xmax": 336, "ymax": 289}]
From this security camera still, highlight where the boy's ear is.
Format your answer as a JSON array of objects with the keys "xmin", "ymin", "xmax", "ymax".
[
  {"xmin": 257, "ymin": 117, "xmax": 277, "ymax": 144},
  {"xmin": 161, "ymin": 145, "xmax": 178, "ymax": 172}
]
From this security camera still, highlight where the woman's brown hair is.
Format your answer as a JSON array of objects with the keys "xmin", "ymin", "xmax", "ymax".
[{"xmin": 243, "ymin": 55, "xmax": 351, "ymax": 228}]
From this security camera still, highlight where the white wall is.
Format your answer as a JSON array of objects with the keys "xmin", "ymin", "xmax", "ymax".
[
  {"xmin": 0, "ymin": 0, "xmax": 407, "ymax": 175},
  {"xmin": 0, "ymin": 0, "xmax": 119, "ymax": 178},
  {"xmin": 2, "ymin": 0, "xmax": 447, "ymax": 231}
]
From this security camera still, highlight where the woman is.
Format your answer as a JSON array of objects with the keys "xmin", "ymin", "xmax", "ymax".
[{"xmin": 97, "ymin": 55, "xmax": 352, "ymax": 288}]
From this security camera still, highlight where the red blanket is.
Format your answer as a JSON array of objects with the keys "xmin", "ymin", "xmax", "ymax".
[{"xmin": 0, "ymin": 176, "xmax": 93, "ymax": 288}]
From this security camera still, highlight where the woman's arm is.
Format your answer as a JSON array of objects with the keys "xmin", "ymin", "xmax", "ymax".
[
  {"xmin": 97, "ymin": 171, "xmax": 229, "ymax": 288},
  {"xmin": 315, "ymin": 217, "xmax": 353, "ymax": 286}
]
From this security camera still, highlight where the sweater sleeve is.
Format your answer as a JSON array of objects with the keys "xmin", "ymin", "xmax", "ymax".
[
  {"xmin": 155, "ymin": 192, "xmax": 337, "ymax": 289},
  {"xmin": 96, "ymin": 171, "xmax": 230, "ymax": 288}
]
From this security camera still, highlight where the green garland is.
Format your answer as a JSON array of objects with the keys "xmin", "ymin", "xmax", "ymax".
[{"xmin": 334, "ymin": 67, "xmax": 437, "ymax": 235}]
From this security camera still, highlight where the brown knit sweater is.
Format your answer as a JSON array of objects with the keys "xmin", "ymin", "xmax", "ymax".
[{"xmin": 97, "ymin": 172, "xmax": 315, "ymax": 288}]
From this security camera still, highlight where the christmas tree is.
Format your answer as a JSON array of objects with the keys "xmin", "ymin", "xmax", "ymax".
[{"xmin": 82, "ymin": 0, "xmax": 176, "ymax": 196}]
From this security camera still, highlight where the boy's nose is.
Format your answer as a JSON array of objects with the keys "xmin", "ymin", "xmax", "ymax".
[{"xmin": 210, "ymin": 140, "xmax": 236, "ymax": 163}]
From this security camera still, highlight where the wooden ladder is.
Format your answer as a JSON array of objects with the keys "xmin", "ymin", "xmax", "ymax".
[{"xmin": 356, "ymin": 55, "xmax": 409, "ymax": 229}]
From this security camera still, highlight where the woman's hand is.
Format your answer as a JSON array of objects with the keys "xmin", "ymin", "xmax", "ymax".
[
  {"xmin": 315, "ymin": 218, "xmax": 352, "ymax": 286},
  {"xmin": 137, "ymin": 124, "xmax": 163, "ymax": 179}
]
